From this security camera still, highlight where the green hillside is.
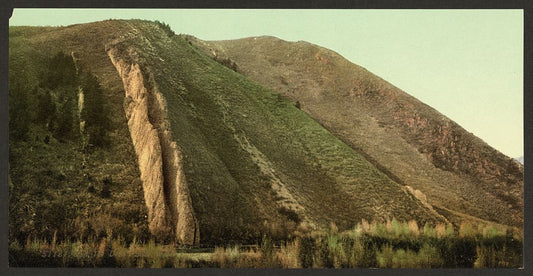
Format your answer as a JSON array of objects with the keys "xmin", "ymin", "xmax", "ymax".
[
  {"xmin": 189, "ymin": 35, "xmax": 524, "ymax": 228},
  {"xmin": 9, "ymin": 20, "xmax": 443, "ymax": 247}
]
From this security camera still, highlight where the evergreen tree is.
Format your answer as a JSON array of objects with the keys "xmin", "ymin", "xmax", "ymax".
[
  {"xmin": 155, "ymin": 20, "xmax": 175, "ymax": 37},
  {"xmin": 9, "ymin": 76, "xmax": 30, "ymax": 141},
  {"xmin": 81, "ymin": 72, "xmax": 108, "ymax": 147},
  {"xmin": 36, "ymin": 51, "xmax": 78, "ymax": 141},
  {"xmin": 36, "ymin": 88, "xmax": 55, "ymax": 129},
  {"xmin": 54, "ymin": 92, "xmax": 76, "ymax": 140},
  {"xmin": 41, "ymin": 52, "xmax": 77, "ymax": 90}
]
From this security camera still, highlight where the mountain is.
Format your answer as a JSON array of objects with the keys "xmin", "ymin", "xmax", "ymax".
[
  {"xmin": 8, "ymin": 20, "xmax": 522, "ymax": 247},
  {"xmin": 188, "ymin": 35, "xmax": 524, "ymax": 228}
]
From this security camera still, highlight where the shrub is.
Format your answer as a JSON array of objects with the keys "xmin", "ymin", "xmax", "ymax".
[
  {"xmin": 211, "ymin": 245, "xmax": 241, "ymax": 268},
  {"xmin": 356, "ymin": 234, "xmax": 378, "ymax": 267},
  {"xmin": 154, "ymin": 20, "xmax": 175, "ymax": 37},
  {"xmin": 98, "ymin": 238, "xmax": 116, "ymax": 267},
  {"xmin": 276, "ymin": 240, "xmax": 300, "ymax": 268},
  {"xmin": 297, "ymin": 236, "xmax": 315, "ymax": 268},
  {"xmin": 417, "ymin": 243, "xmax": 443, "ymax": 268},
  {"xmin": 278, "ymin": 207, "xmax": 300, "ymax": 224},
  {"xmin": 313, "ymin": 236, "xmax": 332, "ymax": 268},
  {"xmin": 407, "ymin": 220, "xmax": 420, "ymax": 236},
  {"xmin": 377, "ymin": 244, "xmax": 394, "ymax": 268},
  {"xmin": 475, "ymin": 234, "xmax": 522, "ymax": 268},
  {"xmin": 423, "ymin": 222, "xmax": 437, "ymax": 238},
  {"xmin": 100, "ymin": 176, "xmax": 112, "ymax": 198},
  {"xmin": 437, "ymin": 236, "xmax": 477, "ymax": 268},
  {"xmin": 459, "ymin": 222, "xmax": 476, "ymax": 238}
]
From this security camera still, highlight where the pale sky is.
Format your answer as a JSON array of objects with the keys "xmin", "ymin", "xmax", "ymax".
[{"xmin": 9, "ymin": 9, "xmax": 524, "ymax": 157}]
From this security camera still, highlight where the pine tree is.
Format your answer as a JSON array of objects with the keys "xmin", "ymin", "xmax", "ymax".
[
  {"xmin": 41, "ymin": 52, "xmax": 77, "ymax": 90},
  {"xmin": 9, "ymin": 76, "xmax": 30, "ymax": 141},
  {"xmin": 37, "ymin": 51, "xmax": 79, "ymax": 141},
  {"xmin": 81, "ymin": 72, "xmax": 108, "ymax": 147},
  {"xmin": 37, "ymin": 88, "xmax": 55, "ymax": 129},
  {"xmin": 54, "ymin": 92, "xmax": 75, "ymax": 140}
]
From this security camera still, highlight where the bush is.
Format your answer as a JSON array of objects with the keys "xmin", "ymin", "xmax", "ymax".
[
  {"xmin": 475, "ymin": 234, "xmax": 522, "ymax": 268},
  {"xmin": 214, "ymin": 57, "xmax": 238, "ymax": 72},
  {"xmin": 9, "ymin": 75, "xmax": 31, "ymax": 141},
  {"xmin": 154, "ymin": 20, "xmax": 175, "ymax": 37},
  {"xmin": 278, "ymin": 207, "xmax": 300, "ymax": 224},
  {"xmin": 313, "ymin": 236, "xmax": 333, "ymax": 268},
  {"xmin": 100, "ymin": 177, "xmax": 112, "ymax": 198},
  {"xmin": 211, "ymin": 245, "xmax": 241, "ymax": 268},
  {"xmin": 297, "ymin": 236, "xmax": 315, "ymax": 268},
  {"xmin": 436, "ymin": 236, "xmax": 477, "ymax": 268},
  {"xmin": 276, "ymin": 240, "xmax": 300, "ymax": 268}
]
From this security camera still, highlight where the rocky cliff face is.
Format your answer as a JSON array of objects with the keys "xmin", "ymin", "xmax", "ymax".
[{"xmin": 108, "ymin": 48, "xmax": 199, "ymax": 244}]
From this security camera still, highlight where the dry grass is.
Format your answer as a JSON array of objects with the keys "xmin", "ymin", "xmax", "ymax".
[{"xmin": 9, "ymin": 220, "xmax": 522, "ymax": 268}]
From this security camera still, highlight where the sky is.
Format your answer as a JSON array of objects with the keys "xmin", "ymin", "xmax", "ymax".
[{"xmin": 9, "ymin": 9, "xmax": 524, "ymax": 158}]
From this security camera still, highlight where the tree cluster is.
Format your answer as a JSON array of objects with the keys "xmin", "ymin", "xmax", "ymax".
[{"xmin": 9, "ymin": 51, "xmax": 109, "ymax": 148}]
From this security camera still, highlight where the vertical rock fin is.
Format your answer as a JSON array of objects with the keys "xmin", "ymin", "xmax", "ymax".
[{"xmin": 107, "ymin": 48, "xmax": 199, "ymax": 245}]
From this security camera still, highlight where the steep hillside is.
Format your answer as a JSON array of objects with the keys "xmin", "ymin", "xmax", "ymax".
[
  {"xmin": 9, "ymin": 23, "xmax": 151, "ymax": 244},
  {"xmin": 189, "ymin": 35, "xmax": 523, "ymax": 228},
  {"xmin": 9, "ymin": 20, "xmax": 445, "ymax": 246}
]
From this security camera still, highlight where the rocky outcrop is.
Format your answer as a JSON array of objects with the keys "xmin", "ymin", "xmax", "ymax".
[{"xmin": 108, "ymin": 48, "xmax": 199, "ymax": 244}]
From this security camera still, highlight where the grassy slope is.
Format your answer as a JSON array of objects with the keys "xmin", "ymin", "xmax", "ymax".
[
  {"xmin": 112, "ymin": 21, "xmax": 441, "ymax": 240},
  {"xmin": 9, "ymin": 20, "xmax": 441, "ymax": 245},
  {"xmin": 190, "ymin": 36, "xmax": 523, "ymax": 228}
]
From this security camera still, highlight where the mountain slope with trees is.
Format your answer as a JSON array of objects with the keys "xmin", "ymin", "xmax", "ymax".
[{"xmin": 8, "ymin": 20, "xmax": 522, "ymax": 251}]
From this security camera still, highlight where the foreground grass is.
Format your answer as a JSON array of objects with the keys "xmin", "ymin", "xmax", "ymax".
[{"xmin": 9, "ymin": 220, "xmax": 522, "ymax": 268}]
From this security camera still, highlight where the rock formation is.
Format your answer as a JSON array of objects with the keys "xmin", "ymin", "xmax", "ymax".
[{"xmin": 108, "ymin": 48, "xmax": 199, "ymax": 244}]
